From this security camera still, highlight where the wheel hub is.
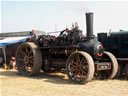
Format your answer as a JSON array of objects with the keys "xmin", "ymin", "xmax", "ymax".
[{"xmin": 82, "ymin": 66, "xmax": 86, "ymax": 70}]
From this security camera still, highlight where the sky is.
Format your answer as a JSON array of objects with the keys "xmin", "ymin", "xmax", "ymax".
[{"xmin": 1, "ymin": 1, "xmax": 128, "ymax": 35}]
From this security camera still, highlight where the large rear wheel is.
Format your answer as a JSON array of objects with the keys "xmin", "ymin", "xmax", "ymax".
[
  {"xmin": 66, "ymin": 51, "xmax": 94, "ymax": 84},
  {"xmin": 16, "ymin": 42, "xmax": 42, "ymax": 76}
]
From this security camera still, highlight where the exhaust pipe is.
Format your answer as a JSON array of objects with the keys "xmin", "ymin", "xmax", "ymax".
[{"xmin": 86, "ymin": 12, "xmax": 94, "ymax": 40}]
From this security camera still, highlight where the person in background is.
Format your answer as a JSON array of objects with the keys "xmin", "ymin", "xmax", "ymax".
[
  {"xmin": 9, "ymin": 56, "xmax": 16, "ymax": 70},
  {"xmin": 30, "ymin": 29, "xmax": 36, "ymax": 39},
  {"xmin": 28, "ymin": 29, "xmax": 37, "ymax": 42}
]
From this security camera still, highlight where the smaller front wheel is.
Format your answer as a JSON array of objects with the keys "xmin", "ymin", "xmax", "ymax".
[{"xmin": 66, "ymin": 51, "xmax": 94, "ymax": 84}]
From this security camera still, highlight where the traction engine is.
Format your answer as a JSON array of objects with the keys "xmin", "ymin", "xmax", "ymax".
[{"xmin": 16, "ymin": 13, "xmax": 118, "ymax": 84}]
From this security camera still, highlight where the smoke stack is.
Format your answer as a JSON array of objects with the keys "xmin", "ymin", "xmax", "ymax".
[{"xmin": 86, "ymin": 12, "xmax": 93, "ymax": 40}]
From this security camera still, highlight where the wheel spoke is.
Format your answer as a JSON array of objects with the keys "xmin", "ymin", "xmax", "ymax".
[
  {"xmin": 74, "ymin": 70, "xmax": 80, "ymax": 75},
  {"xmin": 80, "ymin": 73, "xmax": 84, "ymax": 80},
  {"xmin": 72, "ymin": 60, "xmax": 78, "ymax": 65},
  {"xmin": 27, "ymin": 63, "xmax": 31, "ymax": 67},
  {"xmin": 30, "ymin": 63, "xmax": 33, "ymax": 68},
  {"xmin": 25, "ymin": 66, "xmax": 31, "ymax": 71},
  {"xmin": 82, "ymin": 69, "xmax": 88, "ymax": 75},
  {"xmin": 21, "ymin": 62, "xmax": 32, "ymax": 71},
  {"xmin": 25, "ymin": 46, "xmax": 29, "ymax": 53},
  {"xmin": 29, "ymin": 60, "xmax": 33, "ymax": 64},
  {"xmin": 20, "ymin": 50, "xmax": 26, "ymax": 56},
  {"xmin": 80, "ymin": 57, "xmax": 85, "ymax": 65},
  {"xmin": 29, "ymin": 61, "xmax": 33, "ymax": 67},
  {"xmin": 83, "ymin": 64, "xmax": 88, "ymax": 69},
  {"xmin": 28, "ymin": 50, "xmax": 32, "ymax": 56},
  {"xmin": 21, "ymin": 64, "xmax": 26, "ymax": 69},
  {"xmin": 71, "ymin": 64, "xmax": 77, "ymax": 69},
  {"xmin": 29, "ymin": 56, "xmax": 34, "ymax": 59},
  {"xmin": 77, "ymin": 55, "xmax": 80, "ymax": 63},
  {"xmin": 70, "ymin": 67, "xmax": 79, "ymax": 72}
]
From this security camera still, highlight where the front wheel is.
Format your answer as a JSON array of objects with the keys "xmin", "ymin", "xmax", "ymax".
[{"xmin": 66, "ymin": 51, "xmax": 94, "ymax": 84}]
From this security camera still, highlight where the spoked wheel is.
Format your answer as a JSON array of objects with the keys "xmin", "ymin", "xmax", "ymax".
[
  {"xmin": 96, "ymin": 51, "xmax": 118, "ymax": 79},
  {"xmin": 124, "ymin": 64, "xmax": 128, "ymax": 80},
  {"xmin": 16, "ymin": 42, "xmax": 42, "ymax": 76},
  {"xmin": 66, "ymin": 51, "xmax": 94, "ymax": 84}
]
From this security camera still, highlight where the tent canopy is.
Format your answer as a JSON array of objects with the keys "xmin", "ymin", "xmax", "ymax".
[
  {"xmin": 0, "ymin": 36, "xmax": 28, "ymax": 47},
  {"xmin": 0, "ymin": 36, "xmax": 28, "ymax": 64}
]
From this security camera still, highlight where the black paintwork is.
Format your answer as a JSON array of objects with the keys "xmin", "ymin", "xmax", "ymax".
[{"xmin": 98, "ymin": 31, "xmax": 128, "ymax": 58}]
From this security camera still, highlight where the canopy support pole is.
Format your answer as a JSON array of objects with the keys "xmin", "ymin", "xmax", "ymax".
[{"xmin": 2, "ymin": 46, "xmax": 7, "ymax": 64}]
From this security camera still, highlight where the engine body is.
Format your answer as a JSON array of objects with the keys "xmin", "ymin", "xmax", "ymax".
[{"xmin": 37, "ymin": 13, "xmax": 103, "ymax": 60}]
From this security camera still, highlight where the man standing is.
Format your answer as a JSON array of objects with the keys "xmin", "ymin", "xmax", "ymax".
[
  {"xmin": 28, "ymin": 29, "xmax": 37, "ymax": 42},
  {"xmin": 30, "ymin": 29, "xmax": 36, "ymax": 39}
]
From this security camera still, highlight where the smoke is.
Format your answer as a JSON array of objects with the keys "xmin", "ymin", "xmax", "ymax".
[
  {"xmin": 70, "ymin": 1, "xmax": 90, "ymax": 14},
  {"xmin": 59, "ymin": 1, "xmax": 90, "ymax": 14},
  {"xmin": 55, "ymin": 1, "xmax": 90, "ymax": 14}
]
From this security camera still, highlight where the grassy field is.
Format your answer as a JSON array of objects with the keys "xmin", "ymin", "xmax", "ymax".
[{"xmin": 0, "ymin": 69, "xmax": 128, "ymax": 96}]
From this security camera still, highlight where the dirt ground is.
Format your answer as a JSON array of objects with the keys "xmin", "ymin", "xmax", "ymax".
[{"xmin": 0, "ymin": 69, "xmax": 128, "ymax": 96}]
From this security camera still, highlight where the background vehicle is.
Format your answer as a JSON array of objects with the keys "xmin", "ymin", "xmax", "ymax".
[
  {"xmin": 98, "ymin": 31, "xmax": 128, "ymax": 79},
  {"xmin": 15, "ymin": 13, "xmax": 118, "ymax": 84}
]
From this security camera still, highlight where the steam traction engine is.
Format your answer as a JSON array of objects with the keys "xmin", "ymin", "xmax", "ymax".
[{"xmin": 16, "ymin": 13, "xmax": 118, "ymax": 84}]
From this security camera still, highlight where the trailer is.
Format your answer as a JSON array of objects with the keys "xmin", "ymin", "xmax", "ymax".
[{"xmin": 98, "ymin": 31, "xmax": 128, "ymax": 79}]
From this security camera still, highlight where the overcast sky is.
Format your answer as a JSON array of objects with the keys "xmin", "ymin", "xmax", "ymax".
[{"xmin": 1, "ymin": 1, "xmax": 128, "ymax": 35}]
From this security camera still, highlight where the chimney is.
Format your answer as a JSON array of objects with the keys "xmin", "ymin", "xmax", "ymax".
[{"xmin": 86, "ymin": 12, "xmax": 93, "ymax": 40}]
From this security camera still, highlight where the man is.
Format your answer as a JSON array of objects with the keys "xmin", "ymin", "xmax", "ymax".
[
  {"xmin": 28, "ymin": 29, "xmax": 37, "ymax": 42},
  {"xmin": 30, "ymin": 29, "xmax": 36, "ymax": 39}
]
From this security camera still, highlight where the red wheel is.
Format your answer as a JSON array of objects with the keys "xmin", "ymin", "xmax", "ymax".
[
  {"xmin": 16, "ymin": 42, "xmax": 42, "ymax": 76},
  {"xmin": 66, "ymin": 51, "xmax": 94, "ymax": 84}
]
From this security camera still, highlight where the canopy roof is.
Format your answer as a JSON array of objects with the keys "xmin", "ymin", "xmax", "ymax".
[{"xmin": 0, "ymin": 36, "xmax": 28, "ymax": 47}]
